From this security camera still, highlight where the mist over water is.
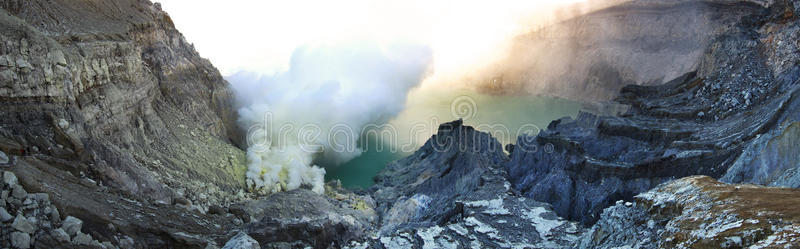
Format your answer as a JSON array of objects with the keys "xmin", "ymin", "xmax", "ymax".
[
  {"xmin": 326, "ymin": 88, "xmax": 582, "ymax": 188},
  {"xmin": 157, "ymin": 0, "xmax": 617, "ymax": 194},
  {"xmin": 230, "ymin": 42, "xmax": 432, "ymax": 194}
]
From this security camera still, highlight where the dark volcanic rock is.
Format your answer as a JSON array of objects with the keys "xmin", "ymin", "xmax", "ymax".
[
  {"xmin": 371, "ymin": 119, "xmax": 508, "ymax": 232},
  {"xmin": 719, "ymin": 4, "xmax": 800, "ymax": 187},
  {"xmin": 8, "ymin": 159, "xmax": 238, "ymax": 248},
  {"xmin": 505, "ymin": 0, "xmax": 800, "ymax": 226},
  {"xmin": 238, "ymin": 188, "xmax": 377, "ymax": 249},
  {"xmin": 361, "ymin": 120, "xmax": 584, "ymax": 248}
]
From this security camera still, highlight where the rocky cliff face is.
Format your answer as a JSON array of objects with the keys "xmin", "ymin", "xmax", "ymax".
[
  {"xmin": 505, "ymin": 0, "xmax": 800, "ymax": 226},
  {"xmin": 0, "ymin": 0, "xmax": 253, "ymax": 247},
  {"xmin": 474, "ymin": 0, "xmax": 773, "ymax": 102},
  {"xmin": 0, "ymin": 0, "xmax": 248, "ymax": 205}
]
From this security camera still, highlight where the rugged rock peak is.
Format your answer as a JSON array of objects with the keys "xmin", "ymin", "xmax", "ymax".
[
  {"xmin": 580, "ymin": 175, "xmax": 800, "ymax": 248},
  {"xmin": 363, "ymin": 121, "xmax": 584, "ymax": 248},
  {"xmin": 427, "ymin": 119, "xmax": 506, "ymax": 158},
  {"xmin": 371, "ymin": 119, "xmax": 507, "ymax": 231}
]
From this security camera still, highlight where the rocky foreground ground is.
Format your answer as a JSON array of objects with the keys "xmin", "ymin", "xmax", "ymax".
[{"xmin": 1, "ymin": 0, "xmax": 800, "ymax": 248}]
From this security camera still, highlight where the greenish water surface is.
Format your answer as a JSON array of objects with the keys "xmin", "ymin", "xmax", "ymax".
[{"xmin": 325, "ymin": 90, "xmax": 582, "ymax": 189}]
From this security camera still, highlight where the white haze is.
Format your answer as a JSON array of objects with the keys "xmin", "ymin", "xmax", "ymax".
[
  {"xmin": 157, "ymin": 0, "xmax": 595, "ymax": 194},
  {"xmin": 230, "ymin": 43, "xmax": 430, "ymax": 194}
]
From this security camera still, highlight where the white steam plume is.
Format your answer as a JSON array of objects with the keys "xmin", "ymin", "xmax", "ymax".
[
  {"xmin": 157, "ymin": 0, "xmax": 596, "ymax": 195},
  {"xmin": 231, "ymin": 42, "xmax": 431, "ymax": 194}
]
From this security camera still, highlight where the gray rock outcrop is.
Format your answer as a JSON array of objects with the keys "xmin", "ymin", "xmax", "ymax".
[
  {"xmin": 61, "ymin": 216, "xmax": 82, "ymax": 236},
  {"xmin": 505, "ymin": 0, "xmax": 800, "ymax": 225},
  {"xmin": 359, "ymin": 120, "xmax": 585, "ymax": 248},
  {"xmin": 10, "ymin": 232, "xmax": 29, "ymax": 249},
  {"xmin": 221, "ymin": 232, "xmax": 259, "ymax": 249},
  {"xmin": 0, "ymin": 0, "xmax": 246, "ymax": 208},
  {"xmin": 0, "ymin": 0, "xmax": 250, "ymax": 247},
  {"xmin": 579, "ymin": 176, "xmax": 800, "ymax": 248},
  {"xmin": 0, "ymin": 170, "xmax": 114, "ymax": 249},
  {"xmin": 238, "ymin": 187, "xmax": 377, "ymax": 248}
]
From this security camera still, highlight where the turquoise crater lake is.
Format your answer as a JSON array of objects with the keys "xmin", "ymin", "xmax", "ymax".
[{"xmin": 324, "ymin": 90, "xmax": 583, "ymax": 189}]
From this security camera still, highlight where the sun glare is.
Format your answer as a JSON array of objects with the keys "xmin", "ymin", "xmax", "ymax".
[{"xmin": 157, "ymin": 0, "xmax": 589, "ymax": 78}]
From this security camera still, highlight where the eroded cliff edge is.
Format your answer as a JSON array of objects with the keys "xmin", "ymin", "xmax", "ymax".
[
  {"xmin": 0, "ymin": 0, "xmax": 251, "ymax": 247},
  {"xmin": 505, "ymin": 0, "xmax": 800, "ymax": 226}
]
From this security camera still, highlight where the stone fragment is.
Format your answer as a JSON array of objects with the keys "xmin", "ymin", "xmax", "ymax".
[
  {"xmin": 51, "ymin": 228, "xmax": 70, "ymax": 243},
  {"xmin": 11, "ymin": 231, "xmax": 31, "ymax": 249},
  {"xmin": 48, "ymin": 51, "xmax": 67, "ymax": 66},
  {"xmin": 0, "ymin": 55, "xmax": 11, "ymax": 67},
  {"xmin": 50, "ymin": 205, "xmax": 60, "ymax": 223},
  {"xmin": 0, "ymin": 151, "xmax": 8, "ymax": 164},
  {"xmin": 11, "ymin": 184, "xmax": 27, "ymax": 199},
  {"xmin": 208, "ymin": 204, "xmax": 226, "ymax": 215},
  {"xmin": 15, "ymin": 57, "xmax": 32, "ymax": 69},
  {"xmin": 0, "ymin": 207, "xmax": 13, "ymax": 222},
  {"xmin": 174, "ymin": 197, "xmax": 191, "ymax": 206},
  {"xmin": 72, "ymin": 232, "xmax": 93, "ymax": 245},
  {"xmin": 221, "ymin": 232, "xmax": 259, "ymax": 249},
  {"xmin": 3, "ymin": 171, "xmax": 18, "ymax": 186},
  {"xmin": 62, "ymin": 216, "xmax": 83, "ymax": 236},
  {"xmin": 57, "ymin": 119, "xmax": 69, "ymax": 130},
  {"xmin": 102, "ymin": 241, "xmax": 115, "ymax": 249},
  {"xmin": 119, "ymin": 236, "xmax": 135, "ymax": 249},
  {"xmin": 12, "ymin": 214, "xmax": 36, "ymax": 234}
]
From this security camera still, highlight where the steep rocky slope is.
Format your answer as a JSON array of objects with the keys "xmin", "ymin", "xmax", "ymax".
[
  {"xmin": 352, "ymin": 120, "xmax": 584, "ymax": 248},
  {"xmin": 474, "ymin": 0, "xmax": 775, "ymax": 102},
  {"xmin": 0, "ymin": 0, "xmax": 246, "ymax": 202},
  {"xmin": 0, "ymin": 0, "xmax": 253, "ymax": 247},
  {"xmin": 505, "ymin": 0, "xmax": 800, "ymax": 225}
]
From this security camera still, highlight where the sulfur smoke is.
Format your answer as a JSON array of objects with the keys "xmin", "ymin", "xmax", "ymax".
[
  {"xmin": 231, "ymin": 42, "xmax": 431, "ymax": 194},
  {"xmin": 157, "ymin": 0, "xmax": 609, "ymax": 194}
]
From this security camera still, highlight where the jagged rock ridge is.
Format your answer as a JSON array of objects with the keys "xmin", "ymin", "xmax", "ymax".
[
  {"xmin": 355, "ymin": 120, "xmax": 584, "ymax": 248},
  {"xmin": 505, "ymin": 0, "xmax": 800, "ymax": 226}
]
